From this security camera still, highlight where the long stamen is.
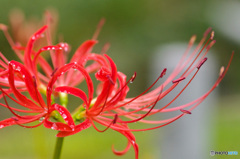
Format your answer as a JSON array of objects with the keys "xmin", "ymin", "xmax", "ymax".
[
  {"xmin": 105, "ymin": 114, "xmax": 185, "ymax": 132},
  {"xmin": 181, "ymin": 35, "xmax": 212, "ymax": 77},
  {"xmin": 119, "ymin": 85, "xmax": 163, "ymax": 124},
  {"xmin": 113, "ymin": 68, "xmax": 167, "ymax": 109},
  {"xmin": 1, "ymin": 87, "xmax": 29, "ymax": 120},
  {"xmin": 0, "ymin": 52, "xmax": 9, "ymax": 65},
  {"xmin": 107, "ymin": 72, "xmax": 137, "ymax": 105},
  {"xmin": 91, "ymin": 114, "xmax": 118, "ymax": 132},
  {"xmin": 11, "ymin": 117, "xmax": 44, "ymax": 128},
  {"xmin": 92, "ymin": 18, "xmax": 105, "ymax": 40},
  {"xmin": 148, "ymin": 68, "xmax": 201, "ymax": 116},
  {"xmin": 32, "ymin": 76, "xmax": 45, "ymax": 109},
  {"xmin": 101, "ymin": 43, "xmax": 110, "ymax": 54}
]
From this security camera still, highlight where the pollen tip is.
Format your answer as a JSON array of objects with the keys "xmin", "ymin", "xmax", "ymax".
[
  {"xmin": 172, "ymin": 77, "xmax": 185, "ymax": 83},
  {"xmin": 130, "ymin": 72, "xmax": 137, "ymax": 83},
  {"xmin": 219, "ymin": 66, "xmax": 225, "ymax": 77},
  {"xmin": 210, "ymin": 31, "xmax": 215, "ymax": 40},
  {"xmin": 32, "ymin": 76, "xmax": 37, "ymax": 87},
  {"xmin": 106, "ymin": 75, "xmax": 115, "ymax": 85},
  {"xmin": 44, "ymin": 10, "xmax": 53, "ymax": 22},
  {"xmin": 0, "ymin": 24, "xmax": 8, "ymax": 31},
  {"xmin": 99, "ymin": 18, "xmax": 106, "ymax": 27},
  {"xmin": 197, "ymin": 57, "xmax": 208, "ymax": 69},
  {"xmin": 190, "ymin": 35, "xmax": 197, "ymax": 44},
  {"xmin": 113, "ymin": 114, "xmax": 118, "ymax": 124},
  {"xmin": 11, "ymin": 117, "xmax": 19, "ymax": 121},
  {"xmin": 51, "ymin": 68, "xmax": 58, "ymax": 77},
  {"xmin": 180, "ymin": 109, "xmax": 191, "ymax": 114},
  {"xmin": 160, "ymin": 68, "xmax": 167, "ymax": 78}
]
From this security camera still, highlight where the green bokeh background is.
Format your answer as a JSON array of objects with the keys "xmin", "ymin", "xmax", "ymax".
[{"xmin": 0, "ymin": 0, "xmax": 239, "ymax": 159}]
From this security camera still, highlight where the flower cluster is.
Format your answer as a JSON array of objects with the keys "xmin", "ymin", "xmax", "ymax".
[{"xmin": 0, "ymin": 13, "xmax": 233, "ymax": 159}]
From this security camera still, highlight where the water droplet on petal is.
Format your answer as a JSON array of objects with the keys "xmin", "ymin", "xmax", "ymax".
[
  {"xmin": 0, "ymin": 125, "xmax": 4, "ymax": 128},
  {"xmin": 11, "ymin": 64, "xmax": 15, "ymax": 69},
  {"xmin": 39, "ymin": 117, "xmax": 45, "ymax": 122},
  {"xmin": 15, "ymin": 66, "xmax": 21, "ymax": 71},
  {"xmin": 62, "ymin": 114, "xmax": 67, "ymax": 119},
  {"xmin": 51, "ymin": 123, "xmax": 58, "ymax": 130},
  {"xmin": 70, "ymin": 125, "xmax": 75, "ymax": 131}
]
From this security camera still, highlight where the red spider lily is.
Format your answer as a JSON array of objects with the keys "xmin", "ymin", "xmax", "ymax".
[
  {"xmin": 0, "ymin": 60, "xmax": 79, "ymax": 133},
  {"xmin": 0, "ymin": 18, "xmax": 234, "ymax": 159},
  {"xmin": 46, "ymin": 30, "xmax": 233, "ymax": 159},
  {"xmin": 0, "ymin": 15, "xmax": 105, "ymax": 131},
  {"xmin": 0, "ymin": 16, "xmax": 105, "ymax": 93},
  {"xmin": 43, "ymin": 31, "xmax": 233, "ymax": 159}
]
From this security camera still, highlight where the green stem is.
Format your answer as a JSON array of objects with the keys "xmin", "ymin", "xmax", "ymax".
[
  {"xmin": 53, "ymin": 137, "xmax": 64, "ymax": 159},
  {"xmin": 53, "ymin": 92, "xmax": 68, "ymax": 159}
]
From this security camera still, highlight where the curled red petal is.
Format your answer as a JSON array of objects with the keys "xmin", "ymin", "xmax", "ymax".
[
  {"xmin": 8, "ymin": 61, "xmax": 44, "ymax": 110},
  {"xmin": 104, "ymin": 54, "xmax": 117, "ymax": 84},
  {"xmin": 9, "ymin": 61, "xmax": 46, "ymax": 108},
  {"xmin": 52, "ymin": 103, "xmax": 75, "ymax": 128},
  {"xmin": 24, "ymin": 25, "xmax": 48, "ymax": 72},
  {"xmin": 56, "ymin": 119, "xmax": 91, "ymax": 137},
  {"xmin": 0, "ymin": 113, "xmax": 45, "ymax": 129},
  {"xmin": 112, "ymin": 140, "xmax": 131, "ymax": 156},
  {"xmin": 92, "ymin": 54, "xmax": 117, "ymax": 108},
  {"xmin": 113, "ymin": 130, "xmax": 139, "ymax": 159},
  {"xmin": 44, "ymin": 116, "xmax": 73, "ymax": 132},
  {"xmin": 0, "ymin": 118, "xmax": 19, "ymax": 128},
  {"xmin": 47, "ymin": 63, "xmax": 75, "ymax": 107},
  {"xmin": 70, "ymin": 40, "xmax": 97, "ymax": 63},
  {"xmin": 47, "ymin": 63, "xmax": 94, "ymax": 109},
  {"xmin": 65, "ymin": 40, "xmax": 99, "ymax": 86},
  {"xmin": 70, "ymin": 64, "xmax": 94, "ymax": 109},
  {"xmin": 44, "ymin": 104, "xmax": 75, "ymax": 132},
  {"xmin": 32, "ymin": 45, "xmax": 63, "ymax": 76},
  {"xmin": 55, "ymin": 86, "xmax": 88, "ymax": 105}
]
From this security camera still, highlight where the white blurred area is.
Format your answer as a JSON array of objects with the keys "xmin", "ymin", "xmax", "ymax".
[
  {"xmin": 207, "ymin": 0, "xmax": 240, "ymax": 44},
  {"xmin": 150, "ymin": 43, "xmax": 218, "ymax": 159}
]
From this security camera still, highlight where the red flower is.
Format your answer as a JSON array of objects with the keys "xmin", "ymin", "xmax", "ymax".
[
  {"xmin": 0, "ymin": 59, "xmax": 84, "ymax": 133},
  {"xmin": 0, "ymin": 17, "xmax": 234, "ymax": 159},
  {"xmin": 0, "ymin": 17, "xmax": 98, "ymax": 132},
  {"xmin": 47, "ymin": 29, "xmax": 233, "ymax": 159}
]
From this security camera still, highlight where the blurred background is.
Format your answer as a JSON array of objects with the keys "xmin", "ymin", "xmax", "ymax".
[{"xmin": 0, "ymin": 0, "xmax": 239, "ymax": 158}]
